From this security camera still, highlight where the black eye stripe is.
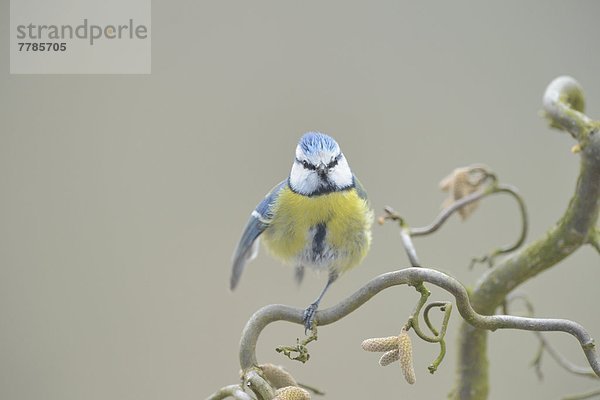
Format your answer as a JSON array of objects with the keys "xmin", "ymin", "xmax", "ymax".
[
  {"xmin": 296, "ymin": 154, "xmax": 341, "ymax": 171},
  {"xmin": 327, "ymin": 154, "xmax": 342, "ymax": 169},
  {"xmin": 296, "ymin": 158, "xmax": 317, "ymax": 170}
]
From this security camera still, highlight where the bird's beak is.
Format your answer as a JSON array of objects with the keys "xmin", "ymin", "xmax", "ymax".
[{"xmin": 317, "ymin": 163, "xmax": 328, "ymax": 178}]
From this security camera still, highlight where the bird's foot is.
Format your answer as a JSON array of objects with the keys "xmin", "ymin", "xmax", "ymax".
[{"xmin": 303, "ymin": 302, "xmax": 319, "ymax": 334}]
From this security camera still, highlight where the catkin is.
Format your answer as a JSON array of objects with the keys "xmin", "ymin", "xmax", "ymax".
[
  {"xmin": 398, "ymin": 328, "xmax": 416, "ymax": 384},
  {"xmin": 378, "ymin": 349, "xmax": 400, "ymax": 366},
  {"xmin": 361, "ymin": 336, "xmax": 398, "ymax": 352},
  {"xmin": 273, "ymin": 386, "xmax": 311, "ymax": 400},
  {"xmin": 259, "ymin": 363, "xmax": 298, "ymax": 388}
]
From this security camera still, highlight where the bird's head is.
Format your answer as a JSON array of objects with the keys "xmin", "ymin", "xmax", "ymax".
[{"xmin": 289, "ymin": 132, "xmax": 354, "ymax": 196}]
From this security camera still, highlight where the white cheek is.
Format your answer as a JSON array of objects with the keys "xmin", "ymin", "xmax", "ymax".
[
  {"xmin": 289, "ymin": 163, "xmax": 320, "ymax": 195},
  {"xmin": 329, "ymin": 157, "xmax": 353, "ymax": 188}
]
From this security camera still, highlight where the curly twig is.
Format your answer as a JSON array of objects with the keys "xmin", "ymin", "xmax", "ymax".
[
  {"xmin": 423, "ymin": 301, "xmax": 452, "ymax": 373},
  {"xmin": 406, "ymin": 283, "xmax": 437, "ymax": 342},
  {"xmin": 423, "ymin": 301, "xmax": 452, "ymax": 342},
  {"xmin": 469, "ymin": 185, "xmax": 528, "ymax": 268},
  {"xmin": 238, "ymin": 267, "xmax": 600, "ymax": 379},
  {"xmin": 384, "ymin": 176, "xmax": 528, "ymax": 270},
  {"xmin": 543, "ymin": 75, "xmax": 591, "ymax": 140},
  {"xmin": 405, "ymin": 181, "xmax": 529, "ymax": 267},
  {"xmin": 410, "ymin": 187, "xmax": 492, "ymax": 236}
]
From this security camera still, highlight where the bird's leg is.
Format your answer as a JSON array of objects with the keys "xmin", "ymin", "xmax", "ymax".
[
  {"xmin": 294, "ymin": 265, "xmax": 305, "ymax": 285},
  {"xmin": 303, "ymin": 271, "xmax": 338, "ymax": 333}
]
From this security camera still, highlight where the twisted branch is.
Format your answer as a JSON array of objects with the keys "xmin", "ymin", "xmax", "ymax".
[
  {"xmin": 454, "ymin": 76, "xmax": 600, "ymax": 399},
  {"xmin": 238, "ymin": 267, "xmax": 600, "ymax": 379}
]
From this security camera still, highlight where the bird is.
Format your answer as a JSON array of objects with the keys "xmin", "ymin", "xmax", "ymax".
[{"xmin": 230, "ymin": 131, "xmax": 373, "ymax": 332}]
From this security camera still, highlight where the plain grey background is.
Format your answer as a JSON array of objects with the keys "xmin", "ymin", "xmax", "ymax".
[{"xmin": 1, "ymin": 1, "xmax": 599, "ymax": 399}]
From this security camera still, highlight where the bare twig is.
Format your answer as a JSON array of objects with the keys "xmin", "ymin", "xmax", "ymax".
[
  {"xmin": 534, "ymin": 332, "xmax": 598, "ymax": 379},
  {"xmin": 469, "ymin": 185, "xmax": 528, "ymax": 268},
  {"xmin": 379, "ymin": 207, "xmax": 421, "ymax": 267},
  {"xmin": 238, "ymin": 267, "xmax": 600, "ymax": 380},
  {"xmin": 384, "ymin": 176, "xmax": 529, "ymax": 270},
  {"xmin": 504, "ymin": 293, "xmax": 598, "ymax": 380},
  {"xmin": 423, "ymin": 301, "xmax": 452, "ymax": 373},
  {"xmin": 410, "ymin": 188, "xmax": 492, "ymax": 236},
  {"xmin": 206, "ymin": 385, "xmax": 254, "ymax": 400},
  {"xmin": 423, "ymin": 301, "xmax": 452, "ymax": 341},
  {"xmin": 382, "ymin": 178, "xmax": 528, "ymax": 269},
  {"xmin": 399, "ymin": 226, "xmax": 421, "ymax": 267},
  {"xmin": 406, "ymin": 283, "xmax": 438, "ymax": 343},
  {"xmin": 405, "ymin": 285, "xmax": 451, "ymax": 343}
]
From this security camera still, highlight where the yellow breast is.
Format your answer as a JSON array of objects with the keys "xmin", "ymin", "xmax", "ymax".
[{"xmin": 262, "ymin": 185, "xmax": 372, "ymax": 273}]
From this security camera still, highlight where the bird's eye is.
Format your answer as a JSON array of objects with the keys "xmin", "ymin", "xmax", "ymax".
[
  {"xmin": 327, "ymin": 154, "xmax": 341, "ymax": 169},
  {"xmin": 299, "ymin": 159, "xmax": 315, "ymax": 170}
]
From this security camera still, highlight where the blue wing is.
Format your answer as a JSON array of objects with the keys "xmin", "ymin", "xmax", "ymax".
[{"xmin": 230, "ymin": 180, "xmax": 287, "ymax": 290}]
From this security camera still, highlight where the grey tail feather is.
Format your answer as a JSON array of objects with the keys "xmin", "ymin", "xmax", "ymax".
[
  {"xmin": 230, "ymin": 252, "xmax": 246, "ymax": 290},
  {"xmin": 230, "ymin": 261, "xmax": 242, "ymax": 290},
  {"xmin": 230, "ymin": 239, "xmax": 260, "ymax": 290}
]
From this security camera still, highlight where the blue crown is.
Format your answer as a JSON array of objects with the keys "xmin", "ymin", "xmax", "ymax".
[{"xmin": 299, "ymin": 132, "xmax": 339, "ymax": 155}]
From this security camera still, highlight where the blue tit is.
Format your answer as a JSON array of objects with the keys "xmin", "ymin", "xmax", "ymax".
[{"xmin": 231, "ymin": 131, "xmax": 373, "ymax": 331}]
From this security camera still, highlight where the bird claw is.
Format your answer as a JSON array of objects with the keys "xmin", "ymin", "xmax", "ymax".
[{"xmin": 303, "ymin": 303, "xmax": 318, "ymax": 334}]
